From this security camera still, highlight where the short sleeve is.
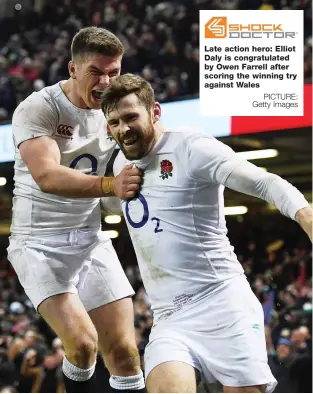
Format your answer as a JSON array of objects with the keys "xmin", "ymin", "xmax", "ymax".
[
  {"xmin": 12, "ymin": 95, "xmax": 58, "ymax": 148},
  {"xmin": 181, "ymin": 134, "xmax": 245, "ymax": 184}
]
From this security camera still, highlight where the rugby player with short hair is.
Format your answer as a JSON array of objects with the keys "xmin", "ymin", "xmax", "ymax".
[
  {"xmin": 8, "ymin": 28, "xmax": 145, "ymax": 393},
  {"xmin": 101, "ymin": 73, "xmax": 312, "ymax": 393}
]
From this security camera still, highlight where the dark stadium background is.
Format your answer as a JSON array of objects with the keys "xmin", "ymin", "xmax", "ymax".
[{"xmin": 0, "ymin": 0, "xmax": 312, "ymax": 392}]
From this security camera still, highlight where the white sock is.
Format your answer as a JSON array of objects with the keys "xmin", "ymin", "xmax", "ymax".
[
  {"xmin": 62, "ymin": 356, "xmax": 96, "ymax": 382},
  {"xmin": 109, "ymin": 371, "xmax": 145, "ymax": 390}
]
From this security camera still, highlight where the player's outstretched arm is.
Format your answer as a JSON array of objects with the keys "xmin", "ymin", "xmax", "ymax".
[
  {"xmin": 185, "ymin": 136, "xmax": 312, "ymax": 241},
  {"xmin": 221, "ymin": 160, "xmax": 312, "ymax": 241},
  {"xmin": 19, "ymin": 136, "xmax": 142, "ymax": 199}
]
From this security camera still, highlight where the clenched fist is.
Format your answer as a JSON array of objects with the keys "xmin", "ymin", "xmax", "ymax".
[{"xmin": 112, "ymin": 164, "xmax": 143, "ymax": 199}]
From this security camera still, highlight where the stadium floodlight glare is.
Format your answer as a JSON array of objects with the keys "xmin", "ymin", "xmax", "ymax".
[
  {"xmin": 0, "ymin": 177, "xmax": 7, "ymax": 186},
  {"xmin": 237, "ymin": 149, "xmax": 278, "ymax": 161},
  {"xmin": 102, "ymin": 230, "xmax": 119, "ymax": 239},
  {"xmin": 224, "ymin": 206, "xmax": 248, "ymax": 216},
  {"xmin": 105, "ymin": 215, "xmax": 122, "ymax": 224}
]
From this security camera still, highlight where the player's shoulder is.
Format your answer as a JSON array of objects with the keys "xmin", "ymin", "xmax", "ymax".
[
  {"xmin": 12, "ymin": 83, "xmax": 61, "ymax": 123},
  {"xmin": 165, "ymin": 127, "xmax": 215, "ymax": 152}
]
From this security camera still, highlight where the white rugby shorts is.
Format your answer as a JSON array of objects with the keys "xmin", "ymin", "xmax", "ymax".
[
  {"xmin": 7, "ymin": 229, "xmax": 134, "ymax": 311},
  {"xmin": 144, "ymin": 275, "xmax": 277, "ymax": 392}
]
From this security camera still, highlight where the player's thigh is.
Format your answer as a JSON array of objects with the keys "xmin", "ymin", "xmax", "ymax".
[
  {"xmin": 195, "ymin": 277, "xmax": 276, "ymax": 391},
  {"xmin": 38, "ymin": 292, "xmax": 97, "ymax": 353},
  {"xmin": 7, "ymin": 235, "xmax": 81, "ymax": 311},
  {"xmin": 146, "ymin": 361, "xmax": 197, "ymax": 393},
  {"xmin": 145, "ymin": 333, "xmax": 200, "ymax": 392},
  {"xmin": 80, "ymin": 236, "xmax": 137, "ymax": 369},
  {"xmin": 223, "ymin": 385, "xmax": 264, "ymax": 393},
  {"xmin": 78, "ymin": 235, "xmax": 134, "ymax": 313},
  {"xmin": 8, "ymin": 233, "xmax": 98, "ymax": 359}
]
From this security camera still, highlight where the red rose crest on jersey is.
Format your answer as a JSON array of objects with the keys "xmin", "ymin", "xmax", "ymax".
[
  {"xmin": 160, "ymin": 159, "xmax": 173, "ymax": 180},
  {"xmin": 107, "ymin": 125, "xmax": 114, "ymax": 141}
]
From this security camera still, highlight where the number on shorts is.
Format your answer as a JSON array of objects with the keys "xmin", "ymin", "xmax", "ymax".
[
  {"xmin": 69, "ymin": 154, "xmax": 98, "ymax": 175},
  {"xmin": 126, "ymin": 193, "xmax": 163, "ymax": 233}
]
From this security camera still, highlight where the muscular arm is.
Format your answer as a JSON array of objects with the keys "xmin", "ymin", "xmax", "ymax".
[
  {"xmin": 19, "ymin": 136, "xmax": 104, "ymax": 198},
  {"xmin": 223, "ymin": 159, "xmax": 309, "ymax": 220},
  {"xmin": 186, "ymin": 135, "xmax": 312, "ymax": 239},
  {"xmin": 14, "ymin": 97, "xmax": 141, "ymax": 199},
  {"xmin": 224, "ymin": 161, "xmax": 312, "ymax": 240}
]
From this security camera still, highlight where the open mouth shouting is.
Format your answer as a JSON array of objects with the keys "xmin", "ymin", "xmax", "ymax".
[
  {"xmin": 92, "ymin": 89, "xmax": 104, "ymax": 101},
  {"xmin": 123, "ymin": 135, "xmax": 140, "ymax": 147}
]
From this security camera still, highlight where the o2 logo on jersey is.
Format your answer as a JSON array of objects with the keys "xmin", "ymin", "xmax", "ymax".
[
  {"xmin": 126, "ymin": 193, "xmax": 163, "ymax": 233},
  {"xmin": 69, "ymin": 154, "xmax": 98, "ymax": 175}
]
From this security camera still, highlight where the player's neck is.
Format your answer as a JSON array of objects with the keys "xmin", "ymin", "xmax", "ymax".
[
  {"xmin": 60, "ymin": 79, "xmax": 89, "ymax": 109},
  {"xmin": 146, "ymin": 124, "xmax": 164, "ymax": 156},
  {"xmin": 154, "ymin": 123, "xmax": 164, "ymax": 144}
]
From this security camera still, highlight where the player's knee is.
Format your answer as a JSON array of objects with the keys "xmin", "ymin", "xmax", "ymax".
[
  {"xmin": 107, "ymin": 342, "xmax": 140, "ymax": 372},
  {"xmin": 76, "ymin": 336, "xmax": 98, "ymax": 361},
  {"xmin": 66, "ymin": 329, "xmax": 98, "ymax": 368}
]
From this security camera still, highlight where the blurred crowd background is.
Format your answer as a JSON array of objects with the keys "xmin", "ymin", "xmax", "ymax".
[
  {"xmin": 0, "ymin": 0, "xmax": 312, "ymax": 120},
  {"xmin": 0, "ymin": 0, "xmax": 312, "ymax": 393}
]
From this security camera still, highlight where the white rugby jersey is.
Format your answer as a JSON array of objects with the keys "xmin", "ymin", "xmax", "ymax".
[
  {"xmin": 11, "ymin": 82, "xmax": 116, "ymax": 235},
  {"xmin": 114, "ymin": 128, "xmax": 309, "ymax": 321}
]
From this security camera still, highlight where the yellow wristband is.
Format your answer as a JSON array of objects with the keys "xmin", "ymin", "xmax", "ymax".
[{"xmin": 101, "ymin": 177, "xmax": 114, "ymax": 196}]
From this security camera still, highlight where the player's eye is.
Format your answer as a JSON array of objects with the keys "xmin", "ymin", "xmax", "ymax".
[
  {"xmin": 128, "ymin": 115, "xmax": 138, "ymax": 122},
  {"xmin": 90, "ymin": 70, "xmax": 102, "ymax": 75}
]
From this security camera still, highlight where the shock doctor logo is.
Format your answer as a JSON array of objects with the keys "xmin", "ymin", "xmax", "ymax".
[
  {"xmin": 205, "ymin": 17, "xmax": 227, "ymax": 38},
  {"xmin": 204, "ymin": 17, "xmax": 296, "ymax": 39}
]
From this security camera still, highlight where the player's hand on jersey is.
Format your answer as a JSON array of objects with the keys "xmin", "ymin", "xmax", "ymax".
[
  {"xmin": 295, "ymin": 206, "xmax": 313, "ymax": 241},
  {"xmin": 112, "ymin": 164, "xmax": 143, "ymax": 199}
]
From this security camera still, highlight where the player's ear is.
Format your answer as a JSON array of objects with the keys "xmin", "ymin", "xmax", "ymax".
[
  {"xmin": 152, "ymin": 102, "xmax": 161, "ymax": 123},
  {"xmin": 68, "ymin": 61, "xmax": 76, "ymax": 79}
]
